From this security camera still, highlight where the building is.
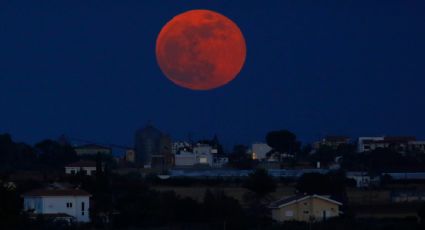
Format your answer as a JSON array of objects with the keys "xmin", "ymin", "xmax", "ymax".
[
  {"xmin": 346, "ymin": 171, "xmax": 380, "ymax": 188},
  {"xmin": 151, "ymin": 134, "xmax": 173, "ymax": 169},
  {"xmin": 313, "ymin": 136, "xmax": 351, "ymax": 151},
  {"xmin": 408, "ymin": 141, "xmax": 425, "ymax": 153},
  {"xmin": 74, "ymin": 144, "xmax": 112, "ymax": 156},
  {"xmin": 172, "ymin": 141, "xmax": 192, "ymax": 154},
  {"xmin": 269, "ymin": 194, "xmax": 342, "ymax": 222},
  {"xmin": 124, "ymin": 149, "xmax": 136, "ymax": 163},
  {"xmin": 358, "ymin": 136, "xmax": 416, "ymax": 153},
  {"xmin": 193, "ymin": 144, "xmax": 213, "ymax": 155},
  {"xmin": 23, "ymin": 188, "xmax": 91, "ymax": 222},
  {"xmin": 65, "ymin": 161, "xmax": 97, "ymax": 176},
  {"xmin": 212, "ymin": 156, "xmax": 229, "ymax": 168},
  {"xmin": 251, "ymin": 143, "xmax": 272, "ymax": 160},
  {"xmin": 174, "ymin": 150, "xmax": 213, "ymax": 167},
  {"xmin": 134, "ymin": 123, "xmax": 168, "ymax": 167},
  {"xmin": 391, "ymin": 190, "xmax": 425, "ymax": 203},
  {"xmin": 357, "ymin": 137, "xmax": 385, "ymax": 152}
]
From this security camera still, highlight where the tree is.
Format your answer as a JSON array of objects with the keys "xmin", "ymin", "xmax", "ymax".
[
  {"xmin": 243, "ymin": 168, "xmax": 276, "ymax": 227},
  {"xmin": 266, "ymin": 130, "xmax": 300, "ymax": 156},
  {"xmin": 202, "ymin": 190, "xmax": 247, "ymax": 229},
  {"xmin": 296, "ymin": 172, "xmax": 347, "ymax": 200},
  {"xmin": 0, "ymin": 134, "xmax": 37, "ymax": 171},
  {"xmin": 244, "ymin": 168, "xmax": 276, "ymax": 199},
  {"xmin": 35, "ymin": 140, "xmax": 78, "ymax": 171},
  {"xmin": 229, "ymin": 144, "xmax": 257, "ymax": 169}
]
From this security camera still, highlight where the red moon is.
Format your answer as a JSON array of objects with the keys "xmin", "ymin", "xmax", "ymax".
[{"xmin": 156, "ymin": 10, "xmax": 246, "ymax": 90}]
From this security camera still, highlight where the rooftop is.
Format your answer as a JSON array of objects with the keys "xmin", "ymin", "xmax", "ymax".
[
  {"xmin": 269, "ymin": 194, "xmax": 342, "ymax": 209},
  {"xmin": 23, "ymin": 188, "xmax": 91, "ymax": 197},
  {"xmin": 66, "ymin": 161, "xmax": 97, "ymax": 168},
  {"xmin": 324, "ymin": 136, "xmax": 350, "ymax": 142}
]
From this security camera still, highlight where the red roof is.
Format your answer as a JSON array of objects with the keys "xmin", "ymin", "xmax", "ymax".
[
  {"xmin": 66, "ymin": 161, "xmax": 96, "ymax": 167},
  {"xmin": 23, "ymin": 189, "xmax": 91, "ymax": 197},
  {"xmin": 324, "ymin": 136, "xmax": 350, "ymax": 142},
  {"xmin": 363, "ymin": 136, "xmax": 416, "ymax": 144},
  {"xmin": 384, "ymin": 136, "xmax": 416, "ymax": 142}
]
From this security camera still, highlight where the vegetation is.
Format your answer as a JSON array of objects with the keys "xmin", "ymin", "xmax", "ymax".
[{"xmin": 266, "ymin": 130, "xmax": 301, "ymax": 156}]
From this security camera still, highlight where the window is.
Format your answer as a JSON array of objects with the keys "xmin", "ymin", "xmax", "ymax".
[
  {"xmin": 303, "ymin": 210, "xmax": 309, "ymax": 214},
  {"xmin": 285, "ymin": 210, "xmax": 294, "ymax": 217},
  {"xmin": 70, "ymin": 170, "xmax": 76, "ymax": 174},
  {"xmin": 81, "ymin": 202, "xmax": 85, "ymax": 211},
  {"xmin": 199, "ymin": 157, "xmax": 208, "ymax": 164},
  {"xmin": 66, "ymin": 202, "xmax": 72, "ymax": 208}
]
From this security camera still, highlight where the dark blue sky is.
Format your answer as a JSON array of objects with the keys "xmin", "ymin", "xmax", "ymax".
[{"xmin": 1, "ymin": 0, "xmax": 424, "ymax": 150}]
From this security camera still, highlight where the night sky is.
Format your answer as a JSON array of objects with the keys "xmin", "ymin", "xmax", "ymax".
[{"xmin": 1, "ymin": 0, "xmax": 424, "ymax": 150}]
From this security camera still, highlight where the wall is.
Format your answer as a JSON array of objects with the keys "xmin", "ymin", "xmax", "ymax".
[{"xmin": 24, "ymin": 196, "xmax": 90, "ymax": 222}]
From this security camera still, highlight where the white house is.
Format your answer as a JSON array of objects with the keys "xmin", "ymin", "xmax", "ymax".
[
  {"xmin": 357, "ymin": 137, "xmax": 385, "ymax": 152},
  {"xmin": 193, "ymin": 144, "xmax": 213, "ymax": 155},
  {"xmin": 174, "ymin": 150, "xmax": 214, "ymax": 167},
  {"xmin": 251, "ymin": 143, "xmax": 272, "ymax": 160},
  {"xmin": 65, "ymin": 161, "xmax": 97, "ymax": 176},
  {"xmin": 212, "ymin": 156, "xmax": 229, "ymax": 168},
  {"xmin": 346, "ymin": 171, "xmax": 381, "ymax": 188},
  {"xmin": 23, "ymin": 188, "xmax": 91, "ymax": 222}
]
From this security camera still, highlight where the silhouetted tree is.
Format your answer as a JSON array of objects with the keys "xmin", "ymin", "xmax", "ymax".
[
  {"xmin": 203, "ymin": 189, "xmax": 248, "ymax": 229},
  {"xmin": 229, "ymin": 144, "xmax": 257, "ymax": 169},
  {"xmin": 296, "ymin": 172, "xmax": 347, "ymax": 201},
  {"xmin": 0, "ymin": 134, "xmax": 37, "ymax": 171},
  {"xmin": 35, "ymin": 140, "xmax": 78, "ymax": 171},
  {"xmin": 266, "ymin": 130, "xmax": 300, "ymax": 158}
]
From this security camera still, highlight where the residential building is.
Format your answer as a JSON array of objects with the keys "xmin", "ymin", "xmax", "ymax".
[
  {"xmin": 124, "ymin": 149, "xmax": 136, "ymax": 163},
  {"xmin": 174, "ymin": 151, "xmax": 197, "ymax": 167},
  {"xmin": 74, "ymin": 144, "xmax": 112, "ymax": 156},
  {"xmin": 174, "ymin": 150, "xmax": 213, "ymax": 167},
  {"xmin": 65, "ymin": 161, "xmax": 97, "ymax": 176},
  {"xmin": 313, "ymin": 136, "xmax": 350, "ymax": 151},
  {"xmin": 408, "ymin": 141, "xmax": 425, "ymax": 153},
  {"xmin": 212, "ymin": 156, "xmax": 229, "ymax": 168},
  {"xmin": 357, "ymin": 137, "xmax": 385, "ymax": 152},
  {"xmin": 172, "ymin": 141, "xmax": 192, "ymax": 154},
  {"xmin": 357, "ymin": 136, "xmax": 416, "ymax": 153},
  {"xmin": 251, "ymin": 143, "xmax": 272, "ymax": 160},
  {"xmin": 346, "ymin": 171, "xmax": 380, "ymax": 188},
  {"xmin": 23, "ymin": 188, "xmax": 91, "ymax": 222},
  {"xmin": 269, "ymin": 194, "xmax": 342, "ymax": 222},
  {"xmin": 193, "ymin": 144, "xmax": 213, "ymax": 155},
  {"xmin": 391, "ymin": 190, "xmax": 425, "ymax": 203}
]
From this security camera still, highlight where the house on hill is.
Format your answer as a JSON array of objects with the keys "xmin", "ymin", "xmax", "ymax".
[
  {"xmin": 269, "ymin": 194, "xmax": 342, "ymax": 222},
  {"xmin": 65, "ymin": 161, "xmax": 97, "ymax": 176},
  {"xmin": 74, "ymin": 144, "xmax": 112, "ymax": 156}
]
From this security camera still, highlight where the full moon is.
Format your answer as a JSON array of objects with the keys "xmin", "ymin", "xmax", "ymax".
[{"xmin": 156, "ymin": 10, "xmax": 246, "ymax": 90}]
